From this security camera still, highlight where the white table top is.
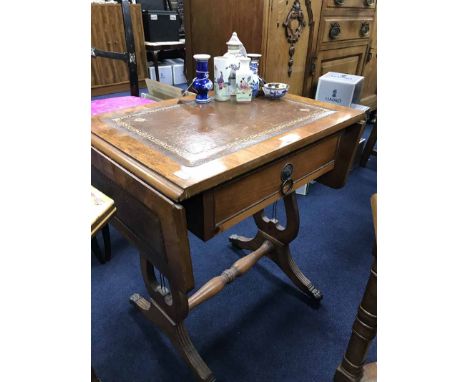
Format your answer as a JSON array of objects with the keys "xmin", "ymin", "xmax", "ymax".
[{"xmin": 145, "ymin": 39, "xmax": 185, "ymax": 47}]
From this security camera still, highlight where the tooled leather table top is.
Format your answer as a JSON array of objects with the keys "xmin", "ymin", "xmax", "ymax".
[
  {"xmin": 91, "ymin": 94, "xmax": 364, "ymax": 201},
  {"xmin": 102, "ymin": 97, "xmax": 335, "ymax": 167}
]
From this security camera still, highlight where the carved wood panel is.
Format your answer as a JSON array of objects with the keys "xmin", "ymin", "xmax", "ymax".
[
  {"xmin": 264, "ymin": 0, "xmax": 313, "ymax": 95},
  {"xmin": 283, "ymin": 0, "xmax": 311, "ymax": 77}
]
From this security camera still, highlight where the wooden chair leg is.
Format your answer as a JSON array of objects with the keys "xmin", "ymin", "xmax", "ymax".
[
  {"xmin": 334, "ymin": 245, "xmax": 377, "ymax": 382},
  {"xmin": 91, "ymin": 236, "xmax": 106, "ymax": 264},
  {"xmin": 91, "ymin": 367, "xmax": 100, "ymax": 382},
  {"xmin": 91, "ymin": 224, "xmax": 111, "ymax": 264},
  {"xmin": 102, "ymin": 224, "xmax": 112, "ymax": 262},
  {"xmin": 360, "ymin": 121, "xmax": 377, "ymax": 167}
]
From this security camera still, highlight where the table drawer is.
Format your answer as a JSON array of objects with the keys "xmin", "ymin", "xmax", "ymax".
[
  {"xmin": 321, "ymin": 16, "xmax": 374, "ymax": 43},
  {"xmin": 326, "ymin": 0, "xmax": 376, "ymax": 9},
  {"xmin": 183, "ymin": 133, "xmax": 340, "ymax": 241}
]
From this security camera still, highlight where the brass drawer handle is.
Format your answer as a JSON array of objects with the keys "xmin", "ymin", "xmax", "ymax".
[
  {"xmin": 280, "ymin": 163, "xmax": 294, "ymax": 195},
  {"xmin": 334, "ymin": 0, "xmax": 344, "ymax": 5},
  {"xmin": 281, "ymin": 163, "xmax": 294, "ymax": 182},
  {"xmin": 360, "ymin": 22, "xmax": 370, "ymax": 37},
  {"xmin": 329, "ymin": 22, "xmax": 341, "ymax": 39},
  {"xmin": 365, "ymin": 0, "xmax": 375, "ymax": 6},
  {"xmin": 281, "ymin": 179, "xmax": 294, "ymax": 195}
]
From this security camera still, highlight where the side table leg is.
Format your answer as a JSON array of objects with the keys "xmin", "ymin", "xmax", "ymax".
[
  {"xmin": 131, "ymin": 256, "xmax": 216, "ymax": 382},
  {"xmin": 130, "ymin": 293, "xmax": 216, "ymax": 382},
  {"xmin": 360, "ymin": 121, "xmax": 377, "ymax": 168},
  {"xmin": 269, "ymin": 245, "xmax": 323, "ymax": 301}
]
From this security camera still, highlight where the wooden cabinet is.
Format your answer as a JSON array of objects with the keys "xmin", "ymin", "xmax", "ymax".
[
  {"xmin": 319, "ymin": 16, "xmax": 374, "ymax": 44},
  {"xmin": 184, "ymin": 0, "xmax": 376, "ymax": 108},
  {"xmin": 359, "ymin": 8, "xmax": 377, "ymax": 109},
  {"xmin": 310, "ymin": 1, "xmax": 376, "ymax": 109},
  {"xmin": 315, "ymin": 45, "xmax": 367, "ymax": 78},
  {"xmin": 261, "ymin": 0, "xmax": 316, "ymax": 95},
  {"xmin": 184, "ymin": 0, "xmax": 321, "ymax": 96},
  {"xmin": 325, "ymin": 0, "xmax": 376, "ymax": 9},
  {"xmin": 91, "ymin": 3, "xmax": 147, "ymax": 96}
]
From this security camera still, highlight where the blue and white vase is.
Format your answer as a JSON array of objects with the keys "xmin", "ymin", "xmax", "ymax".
[
  {"xmin": 247, "ymin": 53, "xmax": 261, "ymax": 98},
  {"xmin": 192, "ymin": 54, "xmax": 213, "ymax": 104}
]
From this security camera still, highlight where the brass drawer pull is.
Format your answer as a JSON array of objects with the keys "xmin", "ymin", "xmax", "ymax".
[
  {"xmin": 365, "ymin": 0, "xmax": 375, "ymax": 6},
  {"xmin": 360, "ymin": 22, "xmax": 370, "ymax": 37},
  {"xmin": 334, "ymin": 0, "xmax": 344, "ymax": 5},
  {"xmin": 281, "ymin": 163, "xmax": 294, "ymax": 181},
  {"xmin": 329, "ymin": 22, "xmax": 341, "ymax": 39},
  {"xmin": 280, "ymin": 163, "xmax": 294, "ymax": 195},
  {"xmin": 281, "ymin": 179, "xmax": 294, "ymax": 195}
]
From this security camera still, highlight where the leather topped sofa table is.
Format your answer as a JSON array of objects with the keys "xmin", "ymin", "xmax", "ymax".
[{"xmin": 91, "ymin": 94, "xmax": 365, "ymax": 381}]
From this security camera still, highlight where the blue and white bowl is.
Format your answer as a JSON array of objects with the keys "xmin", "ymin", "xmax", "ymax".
[{"xmin": 263, "ymin": 82, "xmax": 289, "ymax": 99}]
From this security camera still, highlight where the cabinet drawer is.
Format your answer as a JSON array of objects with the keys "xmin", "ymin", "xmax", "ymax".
[
  {"xmin": 183, "ymin": 133, "xmax": 340, "ymax": 241},
  {"xmin": 326, "ymin": 0, "xmax": 376, "ymax": 9},
  {"xmin": 312, "ymin": 45, "xmax": 368, "ymax": 93},
  {"xmin": 321, "ymin": 16, "xmax": 374, "ymax": 43}
]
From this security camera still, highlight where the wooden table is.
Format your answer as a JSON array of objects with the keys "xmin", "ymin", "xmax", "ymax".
[
  {"xmin": 91, "ymin": 186, "xmax": 116, "ymax": 237},
  {"xmin": 91, "ymin": 94, "xmax": 365, "ymax": 381},
  {"xmin": 145, "ymin": 39, "xmax": 185, "ymax": 81},
  {"xmin": 91, "ymin": 186, "xmax": 116, "ymax": 263}
]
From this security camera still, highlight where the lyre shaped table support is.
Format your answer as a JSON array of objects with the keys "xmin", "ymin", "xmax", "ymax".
[
  {"xmin": 229, "ymin": 192, "xmax": 322, "ymax": 302},
  {"xmin": 130, "ymin": 192, "xmax": 322, "ymax": 382}
]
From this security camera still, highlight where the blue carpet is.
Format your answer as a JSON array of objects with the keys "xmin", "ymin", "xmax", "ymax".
[{"xmin": 92, "ymin": 151, "xmax": 377, "ymax": 382}]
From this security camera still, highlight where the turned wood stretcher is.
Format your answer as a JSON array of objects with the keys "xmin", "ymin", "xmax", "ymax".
[{"xmin": 91, "ymin": 93, "xmax": 365, "ymax": 381}]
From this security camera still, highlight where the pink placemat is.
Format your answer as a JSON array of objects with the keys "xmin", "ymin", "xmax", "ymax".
[{"xmin": 91, "ymin": 96, "xmax": 155, "ymax": 116}]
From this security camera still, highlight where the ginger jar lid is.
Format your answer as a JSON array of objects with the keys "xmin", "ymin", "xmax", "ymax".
[{"xmin": 226, "ymin": 32, "xmax": 243, "ymax": 47}]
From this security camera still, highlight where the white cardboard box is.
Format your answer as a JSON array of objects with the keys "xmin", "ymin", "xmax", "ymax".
[
  {"xmin": 315, "ymin": 72, "xmax": 364, "ymax": 107},
  {"xmin": 157, "ymin": 62, "xmax": 174, "ymax": 85},
  {"xmin": 296, "ymin": 181, "xmax": 316, "ymax": 196},
  {"xmin": 148, "ymin": 65, "xmax": 157, "ymax": 81},
  {"xmin": 164, "ymin": 58, "xmax": 187, "ymax": 85}
]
